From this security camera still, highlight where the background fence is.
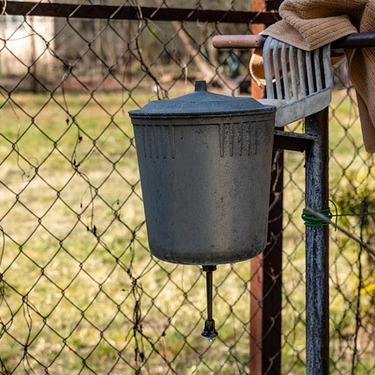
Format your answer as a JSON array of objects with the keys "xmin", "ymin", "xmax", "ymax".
[{"xmin": 0, "ymin": 1, "xmax": 374, "ymax": 374}]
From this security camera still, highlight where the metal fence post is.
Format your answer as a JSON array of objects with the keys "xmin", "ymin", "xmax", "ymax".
[{"xmin": 305, "ymin": 108, "xmax": 330, "ymax": 375}]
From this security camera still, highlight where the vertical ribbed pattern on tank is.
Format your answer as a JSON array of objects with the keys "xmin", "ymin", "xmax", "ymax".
[
  {"xmin": 219, "ymin": 122, "xmax": 259, "ymax": 157},
  {"xmin": 140, "ymin": 125, "xmax": 176, "ymax": 159}
]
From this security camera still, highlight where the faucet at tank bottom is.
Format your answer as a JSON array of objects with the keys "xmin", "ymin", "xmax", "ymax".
[{"xmin": 201, "ymin": 265, "xmax": 218, "ymax": 342}]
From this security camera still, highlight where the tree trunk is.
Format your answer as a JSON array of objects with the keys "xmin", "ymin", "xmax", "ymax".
[{"xmin": 171, "ymin": 21, "xmax": 217, "ymax": 83}]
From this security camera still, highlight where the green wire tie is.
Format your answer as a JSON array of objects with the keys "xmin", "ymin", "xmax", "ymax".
[
  {"xmin": 302, "ymin": 202, "xmax": 375, "ymax": 227},
  {"xmin": 302, "ymin": 208, "xmax": 332, "ymax": 227}
]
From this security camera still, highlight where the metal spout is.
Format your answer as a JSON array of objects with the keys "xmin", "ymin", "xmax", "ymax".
[
  {"xmin": 201, "ymin": 265, "xmax": 218, "ymax": 341},
  {"xmin": 201, "ymin": 318, "xmax": 218, "ymax": 342}
]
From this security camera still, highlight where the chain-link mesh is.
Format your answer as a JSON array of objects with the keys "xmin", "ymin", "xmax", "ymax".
[{"xmin": 0, "ymin": 1, "xmax": 374, "ymax": 374}]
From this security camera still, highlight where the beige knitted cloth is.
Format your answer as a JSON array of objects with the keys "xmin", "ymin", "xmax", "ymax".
[{"xmin": 250, "ymin": 0, "xmax": 375, "ymax": 152}]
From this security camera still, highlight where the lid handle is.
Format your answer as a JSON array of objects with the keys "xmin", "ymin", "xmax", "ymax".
[{"xmin": 194, "ymin": 80, "xmax": 207, "ymax": 92}]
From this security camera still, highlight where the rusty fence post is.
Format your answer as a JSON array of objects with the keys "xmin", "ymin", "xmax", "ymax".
[
  {"xmin": 250, "ymin": 149, "xmax": 283, "ymax": 375},
  {"xmin": 249, "ymin": 1, "xmax": 283, "ymax": 370},
  {"xmin": 305, "ymin": 108, "xmax": 330, "ymax": 375},
  {"xmin": 263, "ymin": 150, "xmax": 283, "ymax": 373}
]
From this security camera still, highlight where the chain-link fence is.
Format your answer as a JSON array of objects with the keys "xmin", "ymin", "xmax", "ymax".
[{"xmin": 0, "ymin": 1, "xmax": 374, "ymax": 374}]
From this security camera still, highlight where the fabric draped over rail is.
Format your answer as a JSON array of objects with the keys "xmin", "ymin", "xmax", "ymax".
[{"xmin": 250, "ymin": 0, "xmax": 375, "ymax": 152}]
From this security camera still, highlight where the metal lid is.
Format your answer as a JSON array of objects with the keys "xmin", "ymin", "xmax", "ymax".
[{"xmin": 129, "ymin": 81, "xmax": 276, "ymax": 118}]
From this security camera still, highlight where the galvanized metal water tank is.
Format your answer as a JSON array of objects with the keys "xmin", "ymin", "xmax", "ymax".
[{"xmin": 129, "ymin": 81, "xmax": 276, "ymax": 265}]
